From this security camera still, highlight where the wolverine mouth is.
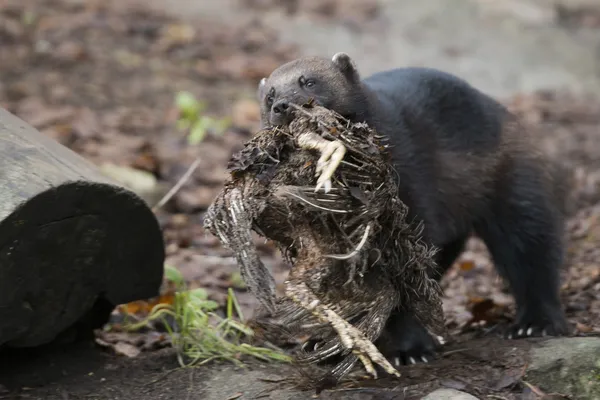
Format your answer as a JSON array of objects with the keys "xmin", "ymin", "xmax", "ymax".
[{"xmin": 269, "ymin": 98, "xmax": 321, "ymax": 127}]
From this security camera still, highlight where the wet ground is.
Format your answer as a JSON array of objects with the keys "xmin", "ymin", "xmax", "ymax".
[{"xmin": 0, "ymin": 0, "xmax": 599, "ymax": 399}]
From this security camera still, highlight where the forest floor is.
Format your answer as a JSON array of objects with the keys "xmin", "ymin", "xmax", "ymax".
[{"xmin": 0, "ymin": 0, "xmax": 599, "ymax": 399}]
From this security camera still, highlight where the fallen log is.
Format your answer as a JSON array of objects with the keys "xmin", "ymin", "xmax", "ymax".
[{"xmin": 0, "ymin": 108, "xmax": 165, "ymax": 348}]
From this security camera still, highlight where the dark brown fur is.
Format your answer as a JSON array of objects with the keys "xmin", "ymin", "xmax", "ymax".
[{"xmin": 257, "ymin": 53, "xmax": 569, "ymax": 365}]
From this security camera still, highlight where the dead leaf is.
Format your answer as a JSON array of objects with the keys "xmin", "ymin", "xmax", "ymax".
[
  {"xmin": 575, "ymin": 322, "xmax": 593, "ymax": 333},
  {"xmin": 494, "ymin": 372, "xmax": 523, "ymax": 390},
  {"xmin": 522, "ymin": 381, "xmax": 546, "ymax": 397},
  {"xmin": 459, "ymin": 260, "xmax": 475, "ymax": 271},
  {"xmin": 114, "ymin": 342, "xmax": 142, "ymax": 358},
  {"xmin": 99, "ymin": 162, "xmax": 158, "ymax": 194},
  {"xmin": 120, "ymin": 294, "xmax": 176, "ymax": 316},
  {"xmin": 468, "ymin": 298, "xmax": 500, "ymax": 325}
]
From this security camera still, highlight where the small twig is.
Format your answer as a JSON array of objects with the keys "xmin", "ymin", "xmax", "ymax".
[
  {"xmin": 141, "ymin": 367, "xmax": 183, "ymax": 387},
  {"xmin": 440, "ymin": 348, "xmax": 469, "ymax": 357},
  {"xmin": 522, "ymin": 381, "xmax": 546, "ymax": 397},
  {"xmin": 257, "ymin": 377, "xmax": 287, "ymax": 383},
  {"xmin": 152, "ymin": 157, "xmax": 202, "ymax": 212}
]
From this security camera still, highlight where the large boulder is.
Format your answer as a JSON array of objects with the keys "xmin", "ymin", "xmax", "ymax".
[
  {"xmin": 0, "ymin": 108, "xmax": 165, "ymax": 348},
  {"xmin": 525, "ymin": 337, "xmax": 600, "ymax": 399}
]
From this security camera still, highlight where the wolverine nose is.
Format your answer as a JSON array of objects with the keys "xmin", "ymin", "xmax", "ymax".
[{"xmin": 272, "ymin": 100, "xmax": 289, "ymax": 115}]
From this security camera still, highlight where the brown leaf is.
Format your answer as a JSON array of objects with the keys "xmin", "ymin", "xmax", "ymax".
[
  {"xmin": 494, "ymin": 372, "xmax": 522, "ymax": 390},
  {"xmin": 575, "ymin": 322, "xmax": 593, "ymax": 333},
  {"xmin": 459, "ymin": 260, "xmax": 475, "ymax": 271},
  {"xmin": 522, "ymin": 381, "xmax": 547, "ymax": 397},
  {"xmin": 119, "ymin": 294, "xmax": 176, "ymax": 316},
  {"xmin": 468, "ymin": 298, "xmax": 498, "ymax": 325},
  {"xmin": 113, "ymin": 342, "xmax": 142, "ymax": 358}
]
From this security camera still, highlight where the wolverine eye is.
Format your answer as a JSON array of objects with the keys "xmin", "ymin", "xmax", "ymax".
[
  {"xmin": 266, "ymin": 88, "xmax": 275, "ymax": 107},
  {"xmin": 298, "ymin": 76, "xmax": 315, "ymax": 89}
]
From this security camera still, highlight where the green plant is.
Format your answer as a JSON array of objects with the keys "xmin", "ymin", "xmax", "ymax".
[
  {"xmin": 126, "ymin": 265, "xmax": 291, "ymax": 367},
  {"xmin": 175, "ymin": 91, "xmax": 231, "ymax": 145}
]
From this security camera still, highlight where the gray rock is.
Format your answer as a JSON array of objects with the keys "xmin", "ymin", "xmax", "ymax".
[
  {"xmin": 526, "ymin": 337, "xmax": 600, "ymax": 399},
  {"xmin": 421, "ymin": 388, "xmax": 480, "ymax": 400}
]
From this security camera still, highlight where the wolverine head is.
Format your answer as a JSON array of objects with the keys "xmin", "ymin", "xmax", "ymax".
[{"xmin": 257, "ymin": 53, "xmax": 366, "ymax": 127}]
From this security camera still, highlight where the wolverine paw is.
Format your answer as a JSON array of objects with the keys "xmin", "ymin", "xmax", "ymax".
[
  {"xmin": 385, "ymin": 332, "xmax": 442, "ymax": 367},
  {"xmin": 505, "ymin": 311, "xmax": 570, "ymax": 339},
  {"xmin": 376, "ymin": 311, "xmax": 444, "ymax": 369}
]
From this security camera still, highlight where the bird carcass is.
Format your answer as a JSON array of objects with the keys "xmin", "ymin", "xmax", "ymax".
[{"xmin": 203, "ymin": 102, "xmax": 445, "ymax": 383}]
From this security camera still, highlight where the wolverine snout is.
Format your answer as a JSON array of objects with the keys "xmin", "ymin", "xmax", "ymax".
[
  {"xmin": 269, "ymin": 94, "xmax": 321, "ymax": 126},
  {"xmin": 272, "ymin": 99, "xmax": 290, "ymax": 115},
  {"xmin": 270, "ymin": 99, "xmax": 296, "ymax": 126}
]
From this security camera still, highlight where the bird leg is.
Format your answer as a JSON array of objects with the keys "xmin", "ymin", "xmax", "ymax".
[
  {"xmin": 285, "ymin": 279, "xmax": 401, "ymax": 379},
  {"xmin": 295, "ymin": 132, "xmax": 346, "ymax": 193}
]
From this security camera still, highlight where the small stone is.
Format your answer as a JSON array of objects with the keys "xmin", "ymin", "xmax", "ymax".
[{"xmin": 422, "ymin": 388, "xmax": 480, "ymax": 400}]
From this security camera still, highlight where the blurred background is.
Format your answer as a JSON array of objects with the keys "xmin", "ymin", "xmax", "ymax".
[{"xmin": 1, "ymin": 0, "xmax": 599, "ymax": 397}]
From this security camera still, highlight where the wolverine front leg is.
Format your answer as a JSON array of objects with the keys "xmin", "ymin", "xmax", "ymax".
[{"xmin": 296, "ymin": 132, "xmax": 346, "ymax": 193}]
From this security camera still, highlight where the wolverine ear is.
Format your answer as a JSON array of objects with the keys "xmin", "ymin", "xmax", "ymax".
[
  {"xmin": 257, "ymin": 77, "xmax": 267, "ymax": 101},
  {"xmin": 332, "ymin": 52, "xmax": 360, "ymax": 82}
]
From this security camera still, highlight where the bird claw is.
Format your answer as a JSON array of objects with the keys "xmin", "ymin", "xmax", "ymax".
[
  {"xmin": 295, "ymin": 132, "xmax": 346, "ymax": 194},
  {"xmin": 287, "ymin": 281, "xmax": 400, "ymax": 380},
  {"xmin": 323, "ymin": 309, "xmax": 401, "ymax": 379},
  {"xmin": 314, "ymin": 140, "xmax": 346, "ymax": 194}
]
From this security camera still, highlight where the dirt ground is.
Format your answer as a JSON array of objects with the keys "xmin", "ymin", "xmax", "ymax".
[
  {"xmin": 0, "ymin": 337, "xmax": 535, "ymax": 399},
  {"xmin": 0, "ymin": 0, "xmax": 599, "ymax": 399}
]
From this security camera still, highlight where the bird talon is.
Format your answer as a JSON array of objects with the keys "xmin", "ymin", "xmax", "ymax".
[
  {"xmin": 315, "ymin": 178, "xmax": 332, "ymax": 193},
  {"xmin": 320, "ymin": 309, "xmax": 400, "ymax": 379},
  {"xmin": 313, "ymin": 141, "xmax": 345, "ymax": 193},
  {"xmin": 296, "ymin": 133, "xmax": 346, "ymax": 194}
]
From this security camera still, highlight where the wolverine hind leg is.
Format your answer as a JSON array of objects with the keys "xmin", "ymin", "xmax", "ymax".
[{"xmin": 474, "ymin": 157, "xmax": 569, "ymax": 338}]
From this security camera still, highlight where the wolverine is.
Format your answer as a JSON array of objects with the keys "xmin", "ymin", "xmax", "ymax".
[{"xmin": 256, "ymin": 53, "xmax": 570, "ymax": 366}]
